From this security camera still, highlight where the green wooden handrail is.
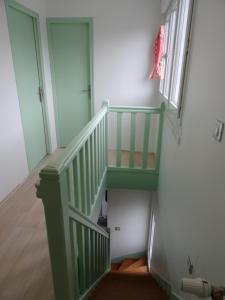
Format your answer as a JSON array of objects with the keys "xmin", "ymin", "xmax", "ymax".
[
  {"xmin": 69, "ymin": 205, "xmax": 109, "ymax": 238},
  {"xmin": 42, "ymin": 103, "xmax": 108, "ymax": 174},
  {"xmin": 109, "ymin": 105, "xmax": 162, "ymax": 113}
]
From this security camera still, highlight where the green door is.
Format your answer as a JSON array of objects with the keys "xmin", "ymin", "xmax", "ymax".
[
  {"xmin": 47, "ymin": 19, "xmax": 92, "ymax": 147},
  {"xmin": 7, "ymin": 5, "xmax": 47, "ymax": 172}
]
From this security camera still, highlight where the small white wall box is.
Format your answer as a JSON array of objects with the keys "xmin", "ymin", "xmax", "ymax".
[{"xmin": 213, "ymin": 120, "xmax": 224, "ymax": 142}]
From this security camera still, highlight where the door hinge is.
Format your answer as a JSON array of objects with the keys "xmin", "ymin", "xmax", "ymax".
[{"xmin": 81, "ymin": 84, "xmax": 91, "ymax": 99}]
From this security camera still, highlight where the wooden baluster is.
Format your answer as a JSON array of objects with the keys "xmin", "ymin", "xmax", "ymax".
[
  {"xmin": 129, "ymin": 112, "xmax": 136, "ymax": 168},
  {"xmin": 142, "ymin": 113, "xmax": 151, "ymax": 169},
  {"xmin": 95, "ymin": 232, "xmax": 99, "ymax": 279},
  {"xmin": 103, "ymin": 116, "xmax": 106, "ymax": 170},
  {"xmin": 101, "ymin": 120, "xmax": 104, "ymax": 175},
  {"xmin": 103, "ymin": 236, "xmax": 106, "ymax": 271},
  {"xmin": 105, "ymin": 112, "xmax": 109, "ymax": 168},
  {"xmin": 91, "ymin": 132, "xmax": 96, "ymax": 200},
  {"xmin": 99, "ymin": 121, "xmax": 103, "ymax": 177},
  {"xmin": 116, "ymin": 112, "xmax": 122, "ymax": 167},
  {"xmin": 94, "ymin": 129, "xmax": 99, "ymax": 191},
  {"xmin": 73, "ymin": 154, "xmax": 82, "ymax": 211},
  {"xmin": 80, "ymin": 146, "xmax": 87, "ymax": 215},
  {"xmin": 97, "ymin": 125, "xmax": 101, "ymax": 184},
  {"xmin": 76, "ymin": 224, "xmax": 86, "ymax": 294},
  {"xmin": 85, "ymin": 139, "xmax": 92, "ymax": 215},
  {"xmin": 90, "ymin": 229, "xmax": 94, "ymax": 285},
  {"xmin": 71, "ymin": 222, "xmax": 80, "ymax": 298},
  {"xmin": 156, "ymin": 103, "xmax": 165, "ymax": 173},
  {"xmin": 68, "ymin": 163, "xmax": 75, "ymax": 207},
  {"xmin": 85, "ymin": 227, "xmax": 90, "ymax": 289},
  {"xmin": 100, "ymin": 235, "xmax": 103, "ymax": 273}
]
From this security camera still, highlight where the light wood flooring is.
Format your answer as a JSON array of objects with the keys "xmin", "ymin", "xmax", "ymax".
[{"xmin": 0, "ymin": 151, "xmax": 64, "ymax": 300}]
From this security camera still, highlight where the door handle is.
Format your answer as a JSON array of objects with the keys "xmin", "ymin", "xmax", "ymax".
[{"xmin": 81, "ymin": 84, "xmax": 91, "ymax": 99}]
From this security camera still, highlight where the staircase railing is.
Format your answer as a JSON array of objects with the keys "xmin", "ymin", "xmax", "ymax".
[
  {"xmin": 36, "ymin": 103, "xmax": 109, "ymax": 300},
  {"xmin": 36, "ymin": 101, "xmax": 165, "ymax": 300},
  {"xmin": 107, "ymin": 102, "xmax": 165, "ymax": 190}
]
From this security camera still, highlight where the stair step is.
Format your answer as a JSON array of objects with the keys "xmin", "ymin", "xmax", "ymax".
[
  {"xmin": 125, "ymin": 257, "xmax": 147, "ymax": 271},
  {"xmin": 111, "ymin": 263, "xmax": 120, "ymax": 271},
  {"xmin": 118, "ymin": 259, "xmax": 137, "ymax": 271},
  {"xmin": 125, "ymin": 265, "xmax": 148, "ymax": 273}
]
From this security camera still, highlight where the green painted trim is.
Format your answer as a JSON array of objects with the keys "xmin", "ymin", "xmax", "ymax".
[
  {"xmin": 46, "ymin": 17, "xmax": 94, "ymax": 147},
  {"xmin": 5, "ymin": 0, "xmax": 39, "ymax": 18},
  {"xmin": 142, "ymin": 113, "xmax": 151, "ymax": 169},
  {"xmin": 129, "ymin": 112, "xmax": 136, "ymax": 168},
  {"xmin": 151, "ymin": 270, "xmax": 171, "ymax": 296},
  {"xmin": 155, "ymin": 102, "xmax": 165, "ymax": 173},
  {"xmin": 112, "ymin": 251, "xmax": 147, "ymax": 263},
  {"xmin": 151, "ymin": 270, "xmax": 184, "ymax": 300},
  {"xmin": 107, "ymin": 168, "xmax": 158, "ymax": 191},
  {"xmin": 116, "ymin": 113, "xmax": 122, "ymax": 167},
  {"xmin": 4, "ymin": 0, "xmax": 52, "ymax": 172},
  {"xmin": 109, "ymin": 106, "xmax": 162, "ymax": 113}
]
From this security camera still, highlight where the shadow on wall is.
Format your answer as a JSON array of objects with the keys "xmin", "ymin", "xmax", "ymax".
[{"xmin": 148, "ymin": 192, "xmax": 170, "ymax": 281}]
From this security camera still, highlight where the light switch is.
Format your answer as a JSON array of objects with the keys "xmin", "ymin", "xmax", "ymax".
[
  {"xmin": 213, "ymin": 120, "xmax": 224, "ymax": 142},
  {"xmin": 115, "ymin": 227, "xmax": 120, "ymax": 231}
]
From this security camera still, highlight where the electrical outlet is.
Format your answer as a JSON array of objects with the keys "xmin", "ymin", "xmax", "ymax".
[{"xmin": 115, "ymin": 227, "xmax": 120, "ymax": 231}]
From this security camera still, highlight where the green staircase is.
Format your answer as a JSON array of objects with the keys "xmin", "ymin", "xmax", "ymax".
[{"xmin": 36, "ymin": 101, "xmax": 165, "ymax": 300}]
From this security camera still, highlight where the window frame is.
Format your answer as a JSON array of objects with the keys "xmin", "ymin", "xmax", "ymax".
[{"xmin": 159, "ymin": 0, "xmax": 195, "ymax": 141}]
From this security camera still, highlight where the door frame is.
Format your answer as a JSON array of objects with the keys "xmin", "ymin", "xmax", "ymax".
[
  {"xmin": 46, "ymin": 17, "xmax": 94, "ymax": 147},
  {"xmin": 5, "ymin": 0, "xmax": 52, "ymax": 172}
]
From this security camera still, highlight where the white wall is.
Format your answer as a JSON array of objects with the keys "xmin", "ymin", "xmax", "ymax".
[
  {"xmin": 0, "ymin": 0, "xmax": 56, "ymax": 202},
  {"xmin": 152, "ymin": 1, "xmax": 225, "ymax": 299},
  {"xmin": 160, "ymin": 0, "xmax": 172, "ymax": 14},
  {"xmin": 108, "ymin": 189, "xmax": 151, "ymax": 259},
  {"xmin": 46, "ymin": 0, "xmax": 161, "ymax": 111}
]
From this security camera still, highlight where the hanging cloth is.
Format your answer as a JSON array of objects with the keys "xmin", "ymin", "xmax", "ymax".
[{"xmin": 149, "ymin": 25, "xmax": 165, "ymax": 80}]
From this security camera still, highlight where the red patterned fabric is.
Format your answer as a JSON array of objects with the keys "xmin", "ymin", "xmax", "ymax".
[{"xmin": 149, "ymin": 26, "xmax": 165, "ymax": 80}]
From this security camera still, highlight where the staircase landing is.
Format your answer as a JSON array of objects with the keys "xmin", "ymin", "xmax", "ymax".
[{"xmin": 87, "ymin": 272, "xmax": 169, "ymax": 300}]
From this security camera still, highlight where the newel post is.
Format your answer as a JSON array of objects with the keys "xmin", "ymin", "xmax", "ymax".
[{"xmin": 36, "ymin": 167, "xmax": 77, "ymax": 300}]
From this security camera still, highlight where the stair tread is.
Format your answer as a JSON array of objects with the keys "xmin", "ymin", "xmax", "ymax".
[
  {"xmin": 125, "ymin": 257, "xmax": 147, "ymax": 270},
  {"xmin": 118, "ymin": 259, "xmax": 137, "ymax": 271},
  {"xmin": 124, "ymin": 265, "xmax": 148, "ymax": 273},
  {"xmin": 111, "ymin": 263, "xmax": 120, "ymax": 271}
]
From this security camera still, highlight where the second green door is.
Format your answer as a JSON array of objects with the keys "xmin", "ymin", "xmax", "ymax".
[{"xmin": 48, "ymin": 19, "xmax": 93, "ymax": 147}]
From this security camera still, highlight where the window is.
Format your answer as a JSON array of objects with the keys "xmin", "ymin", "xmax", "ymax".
[{"xmin": 160, "ymin": 0, "xmax": 194, "ymax": 116}]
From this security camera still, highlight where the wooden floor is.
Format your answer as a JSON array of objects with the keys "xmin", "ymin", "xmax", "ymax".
[
  {"xmin": 87, "ymin": 272, "xmax": 169, "ymax": 300},
  {"xmin": 0, "ymin": 152, "xmax": 64, "ymax": 300}
]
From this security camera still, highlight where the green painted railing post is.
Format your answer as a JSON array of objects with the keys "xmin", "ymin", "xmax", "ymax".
[
  {"xmin": 102, "ymin": 100, "xmax": 109, "ymax": 171},
  {"xmin": 116, "ymin": 112, "xmax": 123, "ymax": 167},
  {"xmin": 155, "ymin": 102, "xmax": 165, "ymax": 173},
  {"xmin": 107, "ymin": 228, "xmax": 111, "ymax": 269},
  {"xmin": 129, "ymin": 112, "xmax": 136, "ymax": 168},
  {"xmin": 36, "ymin": 170, "xmax": 76, "ymax": 300},
  {"xmin": 142, "ymin": 113, "xmax": 151, "ymax": 169}
]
